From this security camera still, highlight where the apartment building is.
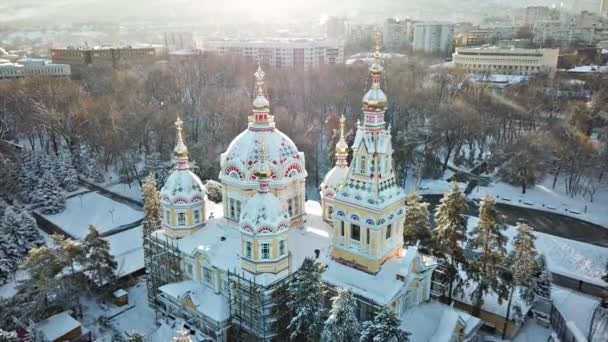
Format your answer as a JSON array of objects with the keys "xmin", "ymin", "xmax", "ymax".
[
  {"xmin": 452, "ymin": 46, "xmax": 559, "ymax": 77},
  {"xmin": 202, "ymin": 38, "xmax": 344, "ymax": 68},
  {"xmin": 0, "ymin": 58, "xmax": 70, "ymax": 80},
  {"xmin": 50, "ymin": 46, "xmax": 159, "ymax": 75},
  {"xmin": 383, "ymin": 18, "xmax": 415, "ymax": 51},
  {"xmin": 413, "ymin": 22, "xmax": 455, "ymax": 56}
]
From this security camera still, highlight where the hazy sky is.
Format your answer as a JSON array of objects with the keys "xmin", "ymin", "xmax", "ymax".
[{"xmin": 0, "ymin": 0, "xmax": 601, "ymax": 25}]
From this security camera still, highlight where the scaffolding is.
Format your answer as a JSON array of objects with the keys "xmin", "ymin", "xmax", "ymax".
[
  {"xmin": 143, "ymin": 231, "xmax": 183, "ymax": 309},
  {"xmin": 227, "ymin": 270, "xmax": 295, "ymax": 342}
]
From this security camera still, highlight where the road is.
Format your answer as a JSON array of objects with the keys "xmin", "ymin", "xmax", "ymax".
[{"xmin": 422, "ymin": 194, "xmax": 608, "ymax": 248}]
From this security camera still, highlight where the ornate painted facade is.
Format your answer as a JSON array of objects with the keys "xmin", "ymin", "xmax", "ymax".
[
  {"xmin": 239, "ymin": 143, "xmax": 290, "ymax": 275},
  {"xmin": 330, "ymin": 39, "xmax": 407, "ymax": 274},
  {"xmin": 160, "ymin": 117, "xmax": 207, "ymax": 239},
  {"xmin": 219, "ymin": 66, "xmax": 307, "ymax": 228}
]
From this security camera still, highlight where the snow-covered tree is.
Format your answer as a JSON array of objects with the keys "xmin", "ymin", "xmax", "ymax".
[
  {"xmin": 204, "ymin": 179, "xmax": 223, "ymax": 203},
  {"xmin": 288, "ymin": 257, "xmax": 328, "ymax": 340},
  {"xmin": 81, "ymin": 226, "xmax": 117, "ymax": 288},
  {"xmin": 145, "ymin": 152, "xmax": 171, "ymax": 189},
  {"xmin": 0, "ymin": 329, "xmax": 17, "ymax": 342},
  {"xmin": 143, "ymin": 174, "xmax": 162, "ymax": 235},
  {"xmin": 58, "ymin": 151, "xmax": 79, "ymax": 191},
  {"xmin": 535, "ymin": 254, "xmax": 552, "ymax": 299},
  {"xmin": 360, "ymin": 307, "xmax": 410, "ymax": 342},
  {"xmin": 467, "ymin": 195, "xmax": 508, "ymax": 314},
  {"xmin": 0, "ymin": 247, "xmax": 16, "ymax": 286},
  {"xmin": 0, "ymin": 206, "xmax": 42, "ymax": 259},
  {"xmin": 33, "ymin": 172, "xmax": 66, "ymax": 214},
  {"xmin": 508, "ymin": 222, "xmax": 539, "ymax": 303},
  {"xmin": 321, "ymin": 288, "xmax": 360, "ymax": 342},
  {"xmin": 602, "ymin": 259, "xmax": 608, "ymax": 283},
  {"xmin": 52, "ymin": 234, "xmax": 83, "ymax": 276},
  {"xmin": 17, "ymin": 151, "xmax": 38, "ymax": 203},
  {"xmin": 403, "ymin": 192, "xmax": 433, "ymax": 252},
  {"xmin": 433, "ymin": 183, "xmax": 468, "ymax": 303}
]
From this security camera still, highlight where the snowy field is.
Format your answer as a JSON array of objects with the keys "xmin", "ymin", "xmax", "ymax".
[
  {"xmin": 104, "ymin": 226, "xmax": 144, "ymax": 278},
  {"xmin": 470, "ymin": 175, "xmax": 608, "ymax": 228},
  {"xmin": 467, "ymin": 217, "xmax": 608, "ymax": 286},
  {"xmin": 40, "ymin": 192, "xmax": 143, "ymax": 239}
]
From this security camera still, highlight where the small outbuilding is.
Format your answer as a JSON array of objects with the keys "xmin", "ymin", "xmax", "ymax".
[
  {"xmin": 113, "ymin": 289, "xmax": 129, "ymax": 307},
  {"xmin": 33, "ymin": 311, "xmax": 82, "ymax": 342}
]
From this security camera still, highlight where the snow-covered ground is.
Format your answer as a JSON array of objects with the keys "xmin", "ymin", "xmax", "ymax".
[
  {"xmin": 513, "ymin": 320, "xmax": 553, "ymax": 342},
  {"xmin": 467, "ymin": 217, "xmax": 608, "ymax": 286},
  {"xmin": 40, "ymin": 192, "xmax": 143, "ymax": 239},
  {"xmin": 80, "ymin": 279, "xmax": 187, "ymax": 341},
  {"xmin": 471, "ymin": 175, "xmax": 608, "ymax": 228},
  {"xmin": 106, "ymin": 183, "xmax": 143, "ymax": 202}
]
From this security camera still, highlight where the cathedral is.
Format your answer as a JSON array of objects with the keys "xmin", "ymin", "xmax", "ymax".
[{"xmin": 145, "ymin": 40, "xmax": 479, "ymax": 342}]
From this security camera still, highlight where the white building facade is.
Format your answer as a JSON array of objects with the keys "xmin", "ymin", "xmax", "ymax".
[
  {"xmin": 413, "ymin": 22, "xmax": 455, "ymax": 56},
  {"xmin": 453, "ymin": 46, "xmax": 559, "ymax": 77},
  {"xmin": 202, "ymin": 38, "xmax": 344, "ymax": 68}
]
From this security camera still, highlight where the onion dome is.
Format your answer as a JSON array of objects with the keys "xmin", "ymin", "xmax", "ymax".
[
  {"xmin": 239, "ymin": 142, "xmax": 290, "ymax": 235},
  {"xmin": 219, "ymin": 66, "xmax": 307, "ymax": 187},
  {"xmin": 160, "ymin": 117, "xmax": 206, "ymax": 206}
]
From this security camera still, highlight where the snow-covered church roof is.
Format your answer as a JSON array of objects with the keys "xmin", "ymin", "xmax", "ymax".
[
  {"xmin": 239, "ymin": 146, "xmax": 290, "ymax": 235},
  {"xmin": 219, "ymin": 66, "xmax": 306, "ymax": 188}
]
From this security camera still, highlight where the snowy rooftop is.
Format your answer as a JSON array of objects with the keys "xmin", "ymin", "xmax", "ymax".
[
  {"xmin": 154, "ymin": 201, "xmax": 432, "ymax": 306},
  {"xmin": 400, "ymin": 302, "xmax": 480, "ymax": 341},
  {"xmin": 159, "ymin": 281, "xmax": 230, "ymax": 322},
  {"xmin": 41, "ymin": 192, "xmax": 143, "ymax": 239},
  {"xmin": 104, "ymin": 225, "xmax": 144, "ymax": 278},
  {"xmin": 567, "ymin": 65, "xmax": 608, "ymax": 73},
  {"xmin": 552, "ymin": 285, "xmax": 600, "ymax": 336},
  {"xmin": 34, "ymin": 311, "xmax": 81, "ymax": 341}
]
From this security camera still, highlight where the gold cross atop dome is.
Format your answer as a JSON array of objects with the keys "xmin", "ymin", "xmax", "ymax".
[
  {"xmin": 174, "ymin": 116, "xmax": 188, "ymax": 157},
  {"xmin": 254, "ymin": 64, "xmax": 265, "ymax": 96},
  {"xmin": 336, "ymin": 114, "xmax": 349, "ymax": 156}
]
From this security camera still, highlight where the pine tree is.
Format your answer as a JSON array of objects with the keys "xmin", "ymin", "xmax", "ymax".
[
  {"xmin": 467, "ymin": 195, "xmax": 508, "ymax": 315},
  {"xmin": 34, "ymin": 172, "xmax": 66, "ymax": 214},
  {"xmin": 0, "ymin": 207, "xmax": 26, "ymax": 255},
  {"xmin": 403, "ymin": 192, "xmax": 433, "ymax": 252},
  {"xmin": 360, "ymin": 307, "xmax": 410, "ymax": 342},
  {"xmin": 52, "ymin": 234, "xmax": 83, "ymax": 276},
  {"xmin": 59, "ymin": 151, "xmax": 79, "ymax": 192},
  {"xmin": 288, "ymin": 257, "xmax": 328, "ymax": 340},
  {"xmin": 509, "ymin": 222, "xmax": 539, "ymax": 303},
  {"xmin": 17, "ymin": 151, "xmax": 37, "ymax": 203},
  {"xmin": 143, "ymin": 175, "xmax": 163, "ymax": 236},
  {"xmin": 433, "ymin": 183, "xmax": 469, "ymax": 304},
  {"xmin": 18, "ymin": 209, "xmax": 44, "ymax": 253},
  {"xmin": 321, "ymin": 288, "xmax": 360, "ymax": 342},
  {"xmin": 81, "ymin": 226, "xmax": 117, "ymax": 287},
  {"xmin": 0, "ymin": 248, "xmax": 16, "ymax": 286},
  {"xmin": 535, "ymin": 254, "xmax": 552, "ymax": 299}
]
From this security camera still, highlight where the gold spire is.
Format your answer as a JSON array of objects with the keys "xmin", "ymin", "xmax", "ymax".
[
  {"xmin": 374, "ymin": 30, "xmax": 382, "ymax": 58},
  {"xmin": 174, "ymin": 116, "xmax": 188, "ymax": 157},
  {"xmin": 336, "ymin": 114, "xmax": 348, "ymax": 156},
  {"xmin": 369, "ymin": 30, "xmax": 384, "ymax": 79}
]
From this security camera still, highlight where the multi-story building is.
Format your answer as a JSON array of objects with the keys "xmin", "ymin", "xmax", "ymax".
[
  {"xmin": 413, "ymin": 22, "xmax": 455, "ymax": 56},
  {"xmin": 452, "ymin": 46, "xmax": 559, "ymax": 77},
  {"xmin": 463, "ymin": 26, "xmax": 518, "ymax": 47},
  {"xmin": 202, "ymin": 38, "xmax": 344, "ymax": 68},
  {"xmin": 0, "ymin": 58, "xmax": 70, "ymax": 80},
  {"xmin": 50, "ymin": 46, "xmax": 159, "ymax": 75},
  {"xmin": 602, "ymin": 0, "xmax": 608, "ymax": 17},
  {"xmin": 383, "ymin": 18, "xmax": 415, "ymax": 51},
  {"xmin": 524, "ymin": 6, "xmax": 556, "ymax": 25},
  {"xmin": 532, "ymin": 20, "xmax": 608, "ymax": 47}
]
